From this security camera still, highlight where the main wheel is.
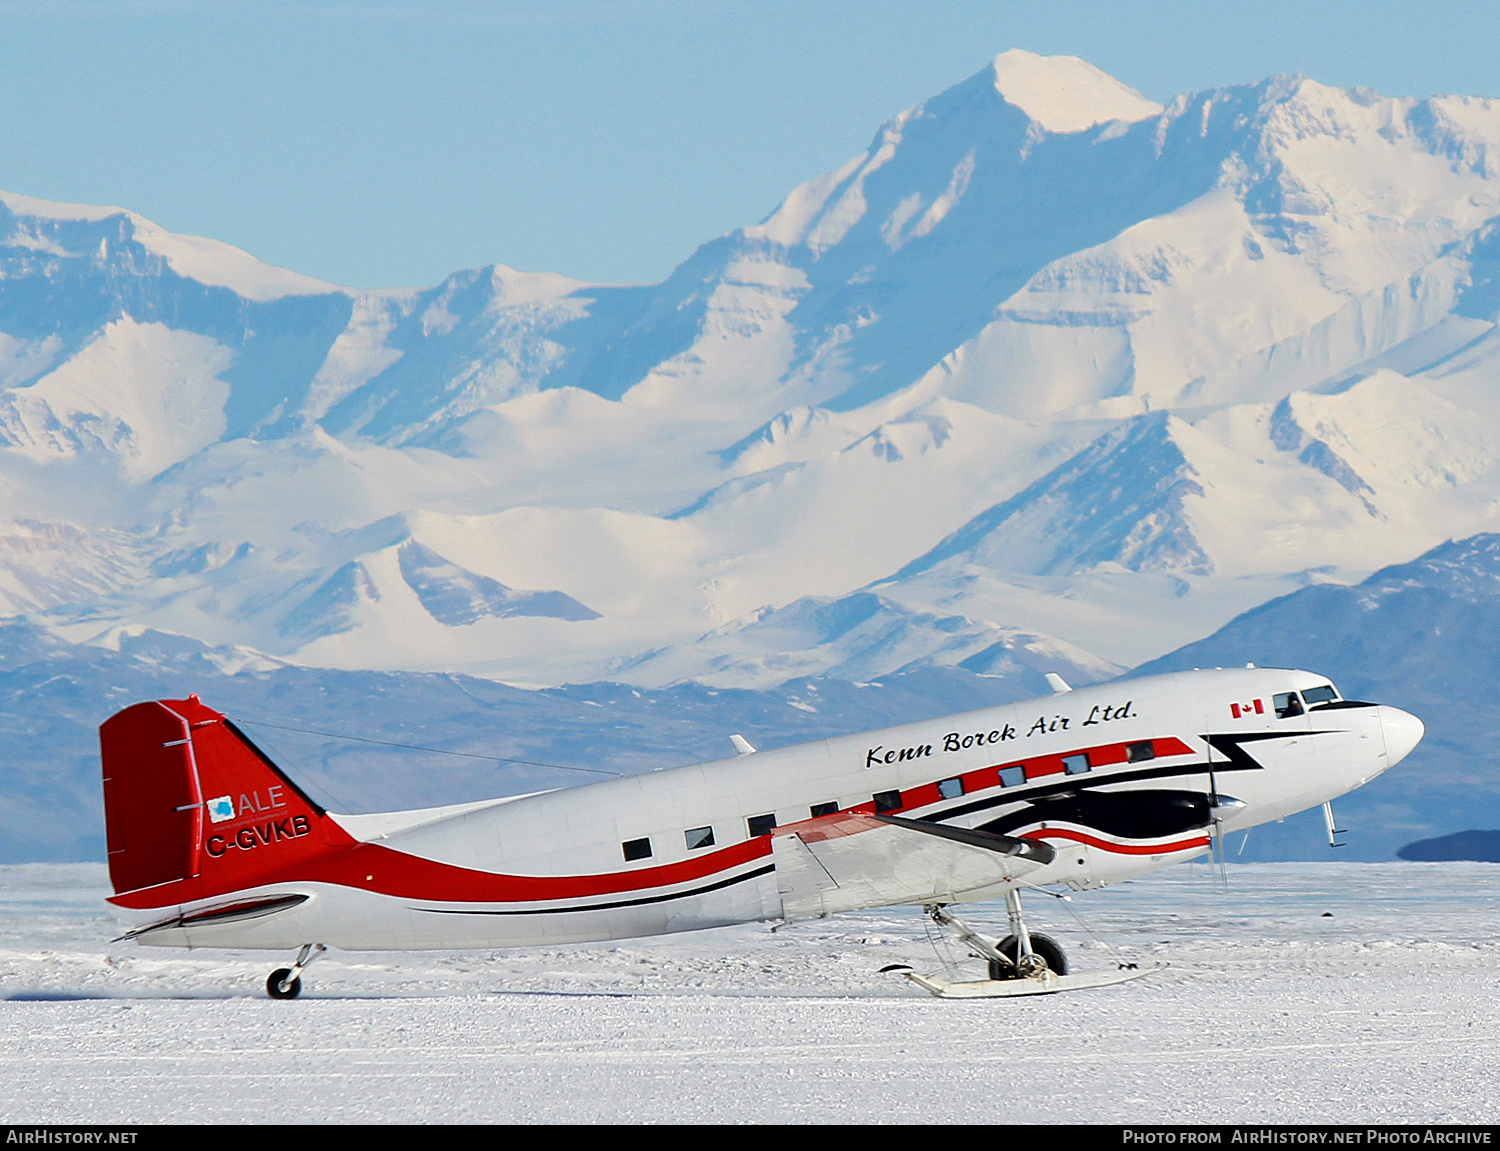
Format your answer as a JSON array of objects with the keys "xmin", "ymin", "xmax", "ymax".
[
  {"xmin": 988, "ymin": 933, "xmax": 1067, "ymax": 980},
  {"xmin": 266, "ymin": 968, "xmax": 302, "ymax": 999}
]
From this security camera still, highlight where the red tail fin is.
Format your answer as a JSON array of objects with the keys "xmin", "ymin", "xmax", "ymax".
[{"xmin": 100, "ymin": 696, "xmax": 351, "ymax": 906}]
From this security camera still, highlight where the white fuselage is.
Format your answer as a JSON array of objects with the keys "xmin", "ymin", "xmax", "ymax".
[{"xmin": 112, "ymin": 668, "xmax": 1423, "ymax": 952}]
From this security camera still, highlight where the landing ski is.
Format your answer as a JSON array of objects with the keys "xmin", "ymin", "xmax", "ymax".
[{"xmin": 901, "ymin": 963, "xmax": 1163, "ymax": 999}]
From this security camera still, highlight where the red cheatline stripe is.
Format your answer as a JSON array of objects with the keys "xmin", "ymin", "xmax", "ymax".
[
  {"xmin": 1021, "ymin": 828, "xmax": 1211, "ymax": 855},
  {"xmin": 945, "ymin": 735, "xmax": 1198, "ymax": 799},
  {"xmin": 296, "ymin": 834, "xmax": 775, "ymax": 904}
]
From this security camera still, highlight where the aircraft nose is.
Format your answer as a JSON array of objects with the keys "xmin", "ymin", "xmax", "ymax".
[{"xmin": 1378, "ymin": 705, "xmax": 1425, "ymax": 767}]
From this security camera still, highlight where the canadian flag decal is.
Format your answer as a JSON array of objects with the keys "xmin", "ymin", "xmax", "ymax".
[{"xmin": 1230, "ymin": 700, "xmax": 1265, "ymax": 719}]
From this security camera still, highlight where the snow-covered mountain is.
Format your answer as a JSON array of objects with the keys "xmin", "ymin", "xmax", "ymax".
[
  {"xmin": 6, "ymin": 51, "xmax": 1500, "ymax": 685},
  {"xmin": 616, "ymin": 590, "xmax": 1122, "ymax": 690}
]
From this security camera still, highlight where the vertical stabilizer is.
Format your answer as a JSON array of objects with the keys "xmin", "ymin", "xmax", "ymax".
[{"xmin": 100, "ymin": 696, "xmax": 350, "ymax": 905}]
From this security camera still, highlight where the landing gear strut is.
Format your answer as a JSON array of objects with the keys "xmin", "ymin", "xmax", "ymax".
[
  {"xmin": 266, "ymin": 943, "xmax": 325, "ymax": 999},
  {"xmin": 929, "ymin": 890, "xmax": 1067, "ymax": 980}
]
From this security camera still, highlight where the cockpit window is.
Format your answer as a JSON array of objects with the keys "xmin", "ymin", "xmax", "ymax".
[
  {"xmin": 1273, "ymin": 692, "xmax": 1304, "ymax": 719},
  {"xmin": 1302, "ymin": 685, "xmax": 1339, "ymax": 706}
]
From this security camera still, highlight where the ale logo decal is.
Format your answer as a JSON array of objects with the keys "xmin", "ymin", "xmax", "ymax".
[{"xmin": 206, "ymin": 796, "xmax": 235, "ymax": 824}]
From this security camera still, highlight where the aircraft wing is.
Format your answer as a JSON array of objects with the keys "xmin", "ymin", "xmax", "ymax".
[{"xmin": 771, "ymin": 811, "xmax": 1056, "ymax": 922}]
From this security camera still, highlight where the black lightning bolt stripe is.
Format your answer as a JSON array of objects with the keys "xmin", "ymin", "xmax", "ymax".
[
  {"xmin": 921, "ymin": 731, "xmax": 1321, "ymax": 826},
  {"xmin": 1204, "ymin": 730, "xmax": 1333, "ymax": 771}
]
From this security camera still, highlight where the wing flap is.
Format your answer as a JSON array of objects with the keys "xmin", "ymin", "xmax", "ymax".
[{"xmin": 771, "ymin": 812, "xmax": 1053, "ymax": 921}]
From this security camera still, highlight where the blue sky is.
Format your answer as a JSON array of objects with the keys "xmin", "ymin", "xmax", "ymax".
[{"xmin": 3, "ymin": 0, "xmax": 1496, "ymax": 289}]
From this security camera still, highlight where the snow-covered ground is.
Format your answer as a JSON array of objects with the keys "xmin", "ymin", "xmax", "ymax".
[{"xmin": 2, "ymin": 861, "xmax": 1497, "ymax": 1123}]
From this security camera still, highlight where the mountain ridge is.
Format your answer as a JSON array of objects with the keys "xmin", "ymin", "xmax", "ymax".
[{"xmin": 4, "ymin": 51, "xmax": 1500, "ymax": 689}]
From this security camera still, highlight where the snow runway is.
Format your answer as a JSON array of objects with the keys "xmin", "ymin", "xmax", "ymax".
[{"xmin": 3, "ymin": 862, "xmax": 1497, "ymax": 1124}]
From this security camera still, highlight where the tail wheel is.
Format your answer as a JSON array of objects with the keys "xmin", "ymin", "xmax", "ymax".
[
  {"xmin": 266, "ymin": 968, "xmax": 302, "ymax": 999},
  {"xmin": 988, "ymin": 933, "xmax": 1068, "ymax": 980}
]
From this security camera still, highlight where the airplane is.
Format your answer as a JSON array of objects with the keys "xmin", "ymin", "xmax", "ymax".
[{"xmin": 98, "ymin": 665, "xmax": 1424, "ymax": 999}]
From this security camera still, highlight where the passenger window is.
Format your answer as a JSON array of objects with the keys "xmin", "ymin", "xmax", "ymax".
[
  {"xmin": 809, "ymin": 801, "xmax": 839, "ymax": 817},
  {"xmin": 938, "ymin": 777, "xmax": 964, "ymax": 800},
  {"xmin": 1062, "ymin": 753, "xmax": 1090, "ymax": 775},
  {"xmin": 684, "ymin": 826, "xmax": 715, "ymax": 850},
  {"xmin": 999, "ymin": 765, "xmax": 1026, "ymax": 787},
  {"xmin": 747, "ymin": 813, "xmax": 777, "ymax": 838},
  {"xmin": 1274, "ymin": 692, "xmax": 1304, "ymax": 719},
  {"xmin": 622, "ymin": 837, "xmax": 652, "ymax": 861},
  {"xmin": 1302, "ymin": 685, "xmax": 1338, "ymax": 706},
  {"xmin": 873, "ymin": 790, "xmax": 903, "ymax": 813},
  {"xmin": 1126, "ymin": 741, "xmax": 1155, "ymax": 763}
]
